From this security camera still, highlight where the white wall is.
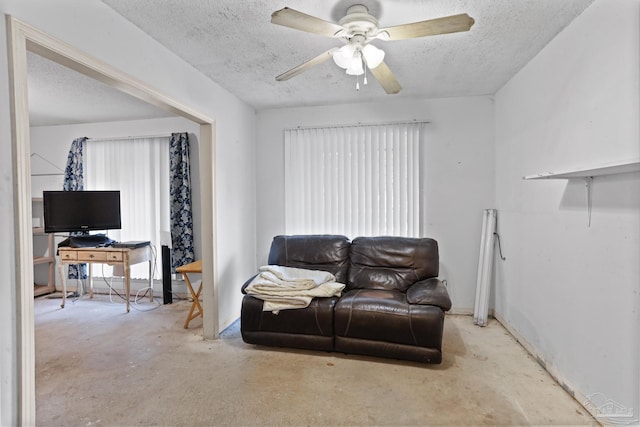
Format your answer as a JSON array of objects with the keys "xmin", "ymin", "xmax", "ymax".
[
  {"xmin": 494, "ymin": 0, "xmax": 639, "ymax": 417},
  {"xmin": 0, "ymin": 1, "xmax": 256, "ymax": 423},
  {"xmin": 29, "ymin": 117, "xmax": 199, "ymax": 194},
  {"xmin": 256, "ymin": 97, "xmax": 495, "ymax": 310}
]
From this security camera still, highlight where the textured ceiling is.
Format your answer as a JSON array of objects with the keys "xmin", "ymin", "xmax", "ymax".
[
  {"xmin": 101, "ymin": 0, "xmax": 595, "ymax": 109},
  {"xmin": 28, "ymin": 0, "xmax": 595, "ymax": 125}
]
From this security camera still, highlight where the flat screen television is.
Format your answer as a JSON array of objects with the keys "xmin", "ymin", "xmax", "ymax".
[{"xmin": 43, "ymin": 190, "xmax": 121, "ymax": 234}]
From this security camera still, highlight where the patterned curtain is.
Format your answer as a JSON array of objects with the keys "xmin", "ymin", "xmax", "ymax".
[
  {"xmin": 169, "ymin": 132, "xmax": 195, "ymax": 271},
  {"xmin": 63, "ymin": 137, "xmax": 88, "ymax": 279}
]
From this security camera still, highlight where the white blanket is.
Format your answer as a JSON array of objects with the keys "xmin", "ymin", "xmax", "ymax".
[{"xmin": 245, "ymin": 265, "xmax": 345, "ymax": 313}]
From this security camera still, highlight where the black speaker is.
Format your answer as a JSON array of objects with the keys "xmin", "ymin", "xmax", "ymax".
[{"xmin": 162, "ymin": 245, "xmax": 172, "ymax": 304}]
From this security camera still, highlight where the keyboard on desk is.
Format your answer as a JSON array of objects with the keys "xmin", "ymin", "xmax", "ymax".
[{"xmin": 112, "ymin": 241, "xmax": 151, "ymax": 249}]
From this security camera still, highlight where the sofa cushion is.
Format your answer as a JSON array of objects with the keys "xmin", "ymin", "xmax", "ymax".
[
  {"xmin": 348, "ymin": 236, "xmax": 439, "ymax": 292},
  {"xmin": 267, "ymin": 235, "xmax": 351, "ymax": 283},
  {"xmin": 241, "ymin": 295, "xmax": 337, "ymax": 337},
  {"xmin": 406, "ymin": 278, "xmax": 452, "ymax": 311},
  {"xmin": 334, "ymin": 289, "xmax": 445, "ymax": 350}
]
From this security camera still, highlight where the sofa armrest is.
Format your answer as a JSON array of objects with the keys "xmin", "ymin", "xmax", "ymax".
[
  {"xmin": 406, "ymin": 278, "xmax": 452, "ymax": 311},
  {"xmin": 241, "ymin": 274, "xmax": 258, "ymax": 295}
]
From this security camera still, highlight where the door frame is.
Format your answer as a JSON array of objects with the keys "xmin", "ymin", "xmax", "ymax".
[{"xmin": 6, "ymin": 16, "xmax": 219, "ymax": 425}]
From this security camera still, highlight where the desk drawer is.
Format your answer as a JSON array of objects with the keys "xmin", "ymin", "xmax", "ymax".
[
  {"xmin": 106, "ymin": 252, "xmax": 123, "ymax": 262},
  {"xmin": 78, "ymin": 251, "xmax": 108, "ymax": 262},
  {"xmin": 59, "ymin": 251, "xmax": 77, "ymax": 261}
]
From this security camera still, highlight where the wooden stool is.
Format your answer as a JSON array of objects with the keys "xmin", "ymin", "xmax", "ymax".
[{"xmin": 176, "ymin": 260, "xmax": 202, "ymax": 329}]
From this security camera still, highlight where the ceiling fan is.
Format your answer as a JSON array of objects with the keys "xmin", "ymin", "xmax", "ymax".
[{"xmin": 271, "ymin": 4, "xmax": 475, "ymax": 94}]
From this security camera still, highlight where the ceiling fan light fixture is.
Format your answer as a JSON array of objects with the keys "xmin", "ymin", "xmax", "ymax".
[
  {"xmin": 362, "ymin": 44, "xmax": 385, "ymax": 69},
  {"xmin": 271, "ymin": 4, "xmax": 474, "ymax": 94},
  {"xmin": 333, "ymin": 44, "xmax": 356, "ymax": 69},
  {"xmin": 345, "ymin": 51, "xmax": 364, "ymax": 75}
]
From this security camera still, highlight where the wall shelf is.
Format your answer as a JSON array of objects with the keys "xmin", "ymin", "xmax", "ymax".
[
  {"xmin": 523, "ymin": 159, "xmax": 640, "ymax": 180},
  {"xmin": 522, "ymin": 158, "xmax": 640, "ymax": 227},
  {"xmin": 32, "ymin": 198, "xmax": 56, "ymax": 297}
]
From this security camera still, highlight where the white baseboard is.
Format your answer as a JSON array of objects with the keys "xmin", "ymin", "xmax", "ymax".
[
  {"xmin": 491, "ymin": 311, "xmax": 605, "ymax": 424},
  {"xmin": 447, "ymin": 307, "xmax": 475, "ymax": 316}
]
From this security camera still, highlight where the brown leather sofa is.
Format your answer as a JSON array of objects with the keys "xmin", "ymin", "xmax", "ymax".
[{"xmin": 240, "ymin": 235, "xmax": 452, "ymax": 363}]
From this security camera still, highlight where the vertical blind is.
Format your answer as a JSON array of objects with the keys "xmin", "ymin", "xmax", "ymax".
[
  {"xmin": 284, "ymin": 122, "xmax": 424, "ymax": 238},
  {"xmin": 85, "ymin": 136, "xmax": 170, "ymax": 279}
]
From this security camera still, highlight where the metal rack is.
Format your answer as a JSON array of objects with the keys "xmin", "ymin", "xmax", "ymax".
[{"xmin": 32, "ymin": 198, "xmax": 56, "ymax": 296}]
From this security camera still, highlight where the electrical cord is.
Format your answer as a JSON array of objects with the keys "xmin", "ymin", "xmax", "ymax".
[
  {"xmin": 99, "ymin": 269, "xmax": 162, "ymax": 312},
  {"xmin": 66, "ymin": 279, "xmax": 84, "ymax": 303},
  {"xmin": 63, "ymin": 242, "xmax": 189, "ymax": 310},
  {"xmin": 93, "ymin": 244, "xmax": 164, "ymax": 311},
  {"xmin": 493, "ymin": 232, "xmax": 506, "ymax": 261}
]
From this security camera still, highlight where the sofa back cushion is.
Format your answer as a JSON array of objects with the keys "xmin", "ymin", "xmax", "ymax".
[
  {"xmin": 348, "ymin": 236, "xmax": 439, "ymax": 292},
  {"xmin": 268, "ymin": 235, "xmax": 351, "ymax": 283}
]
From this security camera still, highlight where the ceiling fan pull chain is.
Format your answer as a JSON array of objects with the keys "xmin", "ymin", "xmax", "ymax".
[
  {"xmin": 363, "ymin": 60, "xmax": 368, "ymax": 85},
  {"xmin": 356, "ymin": 74, "xmax": 360, "ymax": 91}
]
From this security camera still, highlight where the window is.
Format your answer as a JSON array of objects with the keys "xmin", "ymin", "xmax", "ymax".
[
  {"xmin": 284, "ymin": 122, "xmax": 424, "ymax": 238},
  {"xmin": 85, "ymin": 136, "xmax": 170, "ymax": 279}
]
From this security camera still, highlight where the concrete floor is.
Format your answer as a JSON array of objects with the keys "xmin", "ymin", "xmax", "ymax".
[{"xmin": 34, "ymin": 294, "xmax": 597, "ymax": 426}]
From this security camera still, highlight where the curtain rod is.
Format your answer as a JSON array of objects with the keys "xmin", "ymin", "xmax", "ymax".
[
  {"xmin": 285, "ymin": 120, "xmax": 430, "ymax": 132},
  {"xmin": 86, "ymin": 133, "xmax": 176, "ymax": 142}
]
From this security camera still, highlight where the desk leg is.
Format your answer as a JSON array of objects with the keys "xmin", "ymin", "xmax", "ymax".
[
  {"xmin": 88, "ymin": 263, "xmax": 94, "ymax": 299},
  {"xmin": 58, "ymin": 262, "xmax": 66, "ymax": 309},
  {"xmin": 124, "ymin": 261, "xmax": 131, "ymax": 313},
  {"xmin": 148, "ymin": 259, "xmax": 154, "ymax": 302}
]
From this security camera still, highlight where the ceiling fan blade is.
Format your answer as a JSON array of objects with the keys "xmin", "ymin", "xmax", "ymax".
[
  {"xmin": 369, "ymin": 61, "xmax": 402, "ymax": 94},
  {"xmin": 276, "ymin": 48, "xmax": 338, "ymax": 81},
  {"xmin": 271, "ymin": 7, "xmax": 344, "ymax": 38},
  {"xmin": 378, "ymin": 13, "xmax": 475, "ymax": 40}
]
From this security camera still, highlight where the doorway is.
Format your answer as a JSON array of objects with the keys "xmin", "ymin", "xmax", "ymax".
[{"xmin": 7, "ymin": 16, "xmax": 218, "ymax": 424}]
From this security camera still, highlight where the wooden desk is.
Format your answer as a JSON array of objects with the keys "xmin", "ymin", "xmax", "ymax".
[
  {"xmin": 176, "ymin": 260, "xmax": 202, "ymax": 329},
  {"xmin": 57, "ymin": 245, "xmax": 153, "ymax": 312}
]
